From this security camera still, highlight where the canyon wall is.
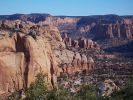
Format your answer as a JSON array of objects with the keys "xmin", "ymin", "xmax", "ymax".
[
  {"xmin": 0, "ymin": 20, "xmax": 94, "ymax": 95},
  {"xmin": 76, "ymin": 15, "xmax": 133, "ymax": 40},
  {"xmin": 1, "ymin": 14, "xmax": 133, "ymax": 40}
]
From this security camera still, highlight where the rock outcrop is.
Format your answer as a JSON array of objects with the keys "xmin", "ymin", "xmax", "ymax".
[
  {"xmin": 94, "ymin": 24, "xmax": 133, "ymax": 40},
  {"xmin": 97, "ymin": 79, "xmax": 120, "ymax": 96},
  {"xmin": 40, "ymin": 16, "xmax": 80, "ymax": 36},
  {"xmin": 1, "ymin": 14, "xmax": 133, "ymax": 40},
  {"xmin": 24, "ymin": 36, "xmax": 57, "ymax": 87},
  {"xmin": 0, "ymin": 20, "xmax": 94, "ymax": 95},
  {"xmin": 0, "ymin": 21, "xmax": 62, "ymax": 94},
  {"xmin": 0, "ymin": 37, "xmax": 16, "ymax": 52},
  {"xmin": 0, "ymin": 34, "xmax": 59, "ymax": 94},
  {"xmin": 62, "ymin": 34, "xmax": 98, "ymax": 49},
  {"xmin": 0, "ymin": 52, "xmax": 25, "ymax": 94},
  {"xmin": 78, "ymin": 37, "xmax": 94, "ymax": 49},
  {"xmin": 54, "ymin": 49, "xmax": 94, "ymax": 74},
  {"xmin": 0, "ymin": 13, "xmax": 50, "ymax": 23}
]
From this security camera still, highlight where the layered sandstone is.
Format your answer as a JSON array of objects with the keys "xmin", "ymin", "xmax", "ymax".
[
  {"xmin": 94, "ymin": 24, "xmax": 133, "ymax": 40},
  {"xmin": 0, "ymin": 52, "xmax": 25, "ymax": 94},
  {"xmin": 40, "ymin": 16, "xmax": 80, "ymax": 34},
  {"xmin": 62, "ymin": 33, "xmax": 99, "ymax": 49},
  {"xmin": 54, "ymin": 49, "xmax": 94, "ymax": 74},
  {"xmin": 1, "ymin": 14, "xmax": 133, "ymax": 40},
  {"xmin": 0, "ymin": 34, "xmax": 58, "ymax": 94},
  {"xmin": 0, "ymin": 21, "xmax": 62, "ymax": 94},
  {"xmin": 0, "ymin": 20, "xmax": 94, "ymax": 95}
]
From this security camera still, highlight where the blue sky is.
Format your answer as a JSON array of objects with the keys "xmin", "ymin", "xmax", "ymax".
[{"xmin": 0, "ymin": 0, "xmax": 133, "ymax": 16}]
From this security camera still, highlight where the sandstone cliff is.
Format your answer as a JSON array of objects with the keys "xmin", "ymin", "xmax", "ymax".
[
  {"xmin": 76, "ymin": 15, "xmax": 133, "ymax": 40},
  {"xmin": 0, "ymin": 20, "xmax": 62, "ymax": 94},
  {"xmin": 54, "ymin": 49, "xmax": 94, "ymax": 75},
  {"xmin": 93, "ymin": 24, "xmax": 133, "ymax": 40},
  {"xmin": 1, "ymin": 14, "xmax": 133, "ymax": 40},
  {"xmin": 62, "ymin": 33, "xmax": 99, "ymax": 49},
  {"xmin": 0, "ymin": 20, "xmax": 94, "ymax": 95}
]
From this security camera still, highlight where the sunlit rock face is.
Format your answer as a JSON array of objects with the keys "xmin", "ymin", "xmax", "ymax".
[
  {"xmin": 62, "ymin": 33, "xmax": 98, "ymax": 49},
  {"xmin": 1, "ymin": 14, "xmax": 133, "ymax": 95},
  {"xmin": 1, "ymin": 14, "xmax": 133, "ymax": 40},
  {"xmin": 0, "ymin": 20, "xmax": 63, "ymax": 94},
  {"xmin": 54, "ymin": 49, "xmax": 94, "ymax": 75},
  {"xmin": 0, "ymin": 20, "xmax": 95, "ymax": 95},
  {"xmin": 0, "ymin": 52, "xmax": 25, "ymax": 94}
]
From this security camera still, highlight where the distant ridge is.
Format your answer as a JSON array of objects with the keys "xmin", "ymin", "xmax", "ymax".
[
  {"xmin": 0, "ymin": 13, "xmax": 133, "ymax": 23},
  {"xmin": 0, "ymin": 13, "xmax": 51, "ymax": 23}
]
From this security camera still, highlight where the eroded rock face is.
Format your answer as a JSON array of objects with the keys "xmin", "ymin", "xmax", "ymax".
[
  {"xmin": 54, "ymin": 49, "xmax": 94, "ymax": 74},
  {"xmin": 63, "ymin": 33, "xmax": 99, "ymax": 49},
  {"xmin": 94, "ymin": 24, "xmax": 133, "ymax": 40},
  {"xmin": 63, "ymin": 34, "xmax": 96, "ymax": 49},
  {"xmin": 1, "ymin": 14, "xmax": 133, "ymax": 40},
  {"xmin": 78, "ymin": 37, "xmax": 94, "ymax": 49},
  {"xmin": 0, "ymin": 34, "xmax": 58, "ymax": 94},
  {"xmin": 0, "ymin": 21, "xmax": 62, "ymax": 94},
  {"xmin": 24, "ymin": 36, "xmax": 56, "ymax": 87},
  {"xmin": 0, "ymin": 52, "xmax": 25, "ymax": 94},
  {"xmin": 42, "ymin": 16, "xmax": 80, "ymax": 33},
  {"xmin": 0, "ymin": 20, "xmax": 95, "ymax": 95},
  {"xmin": 0, "ymin": 37, "xmax": 16, "ymax": 52}
]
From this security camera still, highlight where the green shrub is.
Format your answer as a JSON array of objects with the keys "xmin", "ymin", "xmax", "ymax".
[
  {"xmin": 111, "ymin": 78, "xmax": 133, "ymax": 100},
  {"xmin": 47, "ymin": 86, "xmax": 75, "ymax": 100},
  {"xmin": 25, "ymin": 72, "xmax": 47, "ymax": 100},
  {"xmin": 76, "ymin": 84, "xmax": 97, "ymax": 100}
]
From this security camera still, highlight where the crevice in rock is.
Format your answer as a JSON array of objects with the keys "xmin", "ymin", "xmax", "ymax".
[
  {"xmin": 23, "ymin": 51, "xmax": 30, "ymax": 88},
  {"xmin": 14, "ymin": 34, "xmax": 30, "ymax": 88},
  {"xmin": 15, "ymin": 33, "xmax": 25, "ymax": 52}
]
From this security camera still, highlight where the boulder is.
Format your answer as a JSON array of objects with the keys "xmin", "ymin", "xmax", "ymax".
[{"xmin": 97, "ymin": 79, "xmax": 120, "ymax": 96}]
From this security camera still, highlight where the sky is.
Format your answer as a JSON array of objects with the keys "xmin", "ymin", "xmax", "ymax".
[{"xmin": 0, "ymin": 0, "xmax": 133, "ymax": 16}]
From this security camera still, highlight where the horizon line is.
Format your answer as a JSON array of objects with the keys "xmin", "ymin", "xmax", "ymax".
[{"xmin": 0, "ymin": 13, "xmax": 133, "ymax": 17}]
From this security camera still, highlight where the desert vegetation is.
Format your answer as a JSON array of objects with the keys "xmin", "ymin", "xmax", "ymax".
[{"xmin": 7, "ymin": 72, "xmax": 133, "ymax": 100}]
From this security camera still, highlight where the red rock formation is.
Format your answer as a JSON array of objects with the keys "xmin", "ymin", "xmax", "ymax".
[
  {"xmin": 1, "ymin": 14, "xmax": 133, "ymax": 40},
  {"xmin": 86, "ymin": 39, "xmax": 94, "ymax": 48},
  {"xmin": 94, "ymin": 24, "xmax": 133, "ymax": 40},
  {"xmin": 120, "ymin": 24, "xmax": 133, "ymax": 39},
  {"xmin": 0, "ymin": 34, "xmax": 59, "ymax": 94},
  {"xmin": 41, "ymin": 16, "xmax": 80, "ymax": 33},
  {"xmin": 63, "ymin": 33, "xmax": 97, "ymax": 49},
  {"xmin": 0, "ymin": 37, "xmax": 16, "ymax": 52},
  {"xmin": 72, "ymin": 40, "xmax": 79, "ymax": 48},
  {"xmin": 54, "ymin": 49, "xmax": 94, "ymax": 75},
  {"xmin": 112, "ymin": 24, "xmax": 121, "ymax": 38},
  {"xmin": 62, "ymin": 33, "xmax": 72, "ymax": 47},
  {"xmin": 0, "ymin": 21, "xmax": 63, "ymax": 94},
  {"xmin": 0, "ymin": 52, "xmax": 25, "ymax": 94},
  {"xmin": 78, "ymin": 37, "xmax": 95, "ymax": 49},
  {"xmin": 78, "ymin": 37, "xmax": 87, "ymax": 48},
  {"xmin": 0, "ymin": 20, "xmax": 95, "ymax": 95}
]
